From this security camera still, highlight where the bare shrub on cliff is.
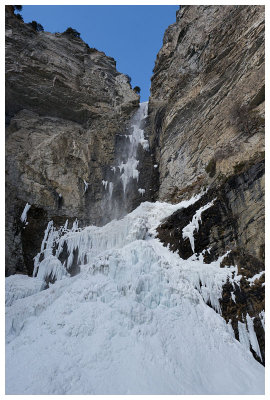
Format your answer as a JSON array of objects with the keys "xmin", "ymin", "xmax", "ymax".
[
  {"xmin": 15, "ymin": 13, "xmax": 23, "ymax": 21},
  {"xmin": 64, "ymin": 27, "xmax": 81, "ymax": 38},
  {"xmin": 133, "ymin": 86, "xmax": 141, "ymax": 94},
  {"xmin": 205, "ymin": 158, "xmax": 216, "ymax": 177},
  {"xmin": 28, "ymin": 20, "xmax": 44, "ymax": 32},
  {"xmin": 85, "ymin": 43, "xmax": 98, "ymax": 53}
]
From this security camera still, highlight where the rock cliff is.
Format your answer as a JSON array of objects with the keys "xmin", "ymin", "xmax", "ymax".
[
  {"xmin": 6, "ymin": 5, "xmax": 265, "ymax": 364},
  {"xmin": 147, "ymin": 5, "xmax": 265, "ymax": 363},
  {"xmin": 6, "ymin": 7, "xmax": 141, "ymax": 276},
  {"xmin": 148, "ymin": 5, "xmax": 264, "ymax": 202}
]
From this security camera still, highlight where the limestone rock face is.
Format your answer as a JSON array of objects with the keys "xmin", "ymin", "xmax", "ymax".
[
  {"xmin": 150, "ymin": 5, "xmax": 265, "ymax": 364},
  {"xmin": 149, "ymin": 4, "xmax": 265, "ymax": 264},
  {"xmin": 5, "ymin": 8, "xmax": 139, "ymax": 275},
  {"xmin": 148, "ymin": 5, "xmax": 264, "ymax": 201}
]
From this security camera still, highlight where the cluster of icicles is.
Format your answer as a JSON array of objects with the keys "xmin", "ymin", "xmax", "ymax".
[{"xmin": 30, "ymin": 197, "xmax": 264, "ymax": 363}]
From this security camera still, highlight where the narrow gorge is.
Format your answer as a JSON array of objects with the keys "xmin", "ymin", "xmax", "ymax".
[{"xmin": 5, "ymin": 5, "xmax": 265, "ymax": 395}]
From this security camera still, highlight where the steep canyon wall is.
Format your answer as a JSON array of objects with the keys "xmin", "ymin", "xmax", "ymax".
[
  {"xmin": 147, "ymin": 5, "xmax": 265, "ymax": 363},
  {"xmin": 5, "ymin": 5, "xmax": 265, "ymax": 362}
]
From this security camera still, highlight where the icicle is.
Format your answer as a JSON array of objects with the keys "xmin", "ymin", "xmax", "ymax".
[
  {"xmin": 182, "ymin": 200, "xmax": 215, "ymax": 253},
  {"xmin": 102, "ymin": 180, "xmax": 108, "ymax": 189},
  {"xmin": 36, "ymin": 255, "xmax": 67, "ymax": 282},
  {"xmin": 238, "ymin": 321, "xmax": 250, "ymax": 350},
  {"xmin": 238, "ymin": 315, "xmax": 262, "ymax": 361},
  {"xmin": 72, "ymin": 219, "xmax": 79, "ymax": 231},
  {"xmin": 63, "ymin": 220, "xmax": 69, "ymax": 231},
  {"xmin": 259, "ymin": 311, "xmax": 265, "ymax": 330},
  {"xmin": 20, "ymin": 203, "xmax": 31, "ymax": 224},
  {"xmin": 246, "ymin": 314, "xmax": 262, "ymax": 361},
  {"xmin": 32, "ymin": 221, "xmax": 57, "ymax": 278},
  {"xmin": 83, "ymin": 180, "xmax": 89, "ymax": 193},
  {"xmin": 109, "ymin": 182, "xmax": 114, "ymax": 199},
  {"xmin": 226, "ymin": 320, "xmax": 235, "ymax": 337}
]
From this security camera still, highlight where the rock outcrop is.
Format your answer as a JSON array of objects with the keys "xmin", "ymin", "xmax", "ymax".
[
  {"xmin": 147, "ymin": 5, "xmax": 265, "ymax": 364},
  {"xmin": 6, "ymin": 7, "xmax": 141, "ymax": 276}
]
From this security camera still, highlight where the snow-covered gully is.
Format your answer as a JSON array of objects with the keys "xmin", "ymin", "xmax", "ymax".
[{"xmin": 5, "ymin": 198, "xmax": 264, "ymax": 394}]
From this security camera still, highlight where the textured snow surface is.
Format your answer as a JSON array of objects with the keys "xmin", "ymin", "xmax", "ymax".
[
  {"xmin": 6, "ymin": 200, "xmax": 264, "ymax": 395},
  {"xmin": 5, "ymin": 275, "xmax": 43, "ymax": 307}
]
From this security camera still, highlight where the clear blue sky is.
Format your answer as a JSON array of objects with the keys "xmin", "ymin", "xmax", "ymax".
[{"xmin": 20, "ymin": 5, "xmax": 179, "ymax": 101}]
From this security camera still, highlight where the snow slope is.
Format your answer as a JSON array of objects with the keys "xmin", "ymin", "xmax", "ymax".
[{"xmin": 5, "ymin": 199, "xmax": 265, "ymax": 394}]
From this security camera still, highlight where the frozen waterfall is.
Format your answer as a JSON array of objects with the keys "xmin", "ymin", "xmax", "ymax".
[
  {"xmin": 100, "ymin": 102, "xmax": 149, "ymax": 219},
  {"xmin": 5, "ymin": 197, "xmax": 265, "ymax": 394},
  {"xmin": 118, "ymin": 102, "xmax": 149, "ymax": 193}
]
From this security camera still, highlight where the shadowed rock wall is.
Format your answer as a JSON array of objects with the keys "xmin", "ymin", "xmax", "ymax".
[{"xmin": 6, "ymin": 7, "xmax": 142, "ymax": 275}]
